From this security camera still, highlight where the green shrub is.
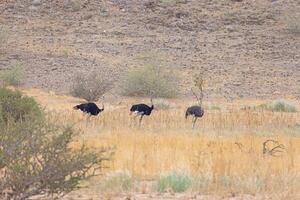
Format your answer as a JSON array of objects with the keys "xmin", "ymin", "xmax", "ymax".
[
  {"xmin": 0, "ymin": 88, "xmax": 112, "ymax": 199},
  {"xmin": 64, "ymin": 0, "xmax": 81, "ymax": 12},
  {"xmin": 70, "ymin": 69, "xmax": 115, "ymax": 101},
  {"xmin": 259, "ymin": 99, "xmax": 297, "ymax": 112},
  {"xmin": 101, "ymin": 170, "xmax": 133, "ymax": 192},
  {"xmin": 121, "ymin": 65, "xmax": 178, "ymax": 98},
  {"xmin": 0, "ymin": 87, "xmax": 42, "ymax": 123},
  {"xmin": 160, "ymin": 0, "xmax": 184, "ymax": 6},
  {"xmin": 231, "ymin": 176, "xmax": 263, "ymax": 194},
  {"xmin": 0, "ymin": 64, "xmax": 24, "ymax": 86},
  {"xmin": 285, "ymin": 10, "xmax": 300, "ymax": 34},
  {"xmin": 191, "ymin": 174, "xmax": 212, "ymax": 192},
  {"xmin": 154, "ymin": 171, "xmax": 192, "ymax": 193},
  {"xmin": 205, "ymin": 103, "xmax": 221, "ymax": 110}
]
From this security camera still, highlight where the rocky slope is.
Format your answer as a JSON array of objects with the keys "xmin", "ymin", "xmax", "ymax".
[{"xmin": 0, "ymin": 0, "xmax": 299, "ymax": 99}]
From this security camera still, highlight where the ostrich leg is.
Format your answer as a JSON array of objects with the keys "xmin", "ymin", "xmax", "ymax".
[
  {"xmin": 192, "ymin": 116, "xmax": 198, "ymax": 129},
  {"xmin": 86, "ymin": 115, "xmax": 91, "ymax": 127},
  {"xmin": 139, "ymin": 115, "xmax": 144, "ymax": 127}
]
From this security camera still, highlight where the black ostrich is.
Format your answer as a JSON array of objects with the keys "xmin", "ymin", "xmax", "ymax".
[
  {"xmin": 73, "ymin": 102, "xmax": 104, "ymax": 116},
  {"xmin": 185, "ymin": 105, "xmax": 204, "ymax": 129},
  {"xmin": 130, "ymin": 98, "xmax": 154, "ymax": 126},
  {"xmin": 185, "ymin": 88, "xmax": 204, "ymax": 129},
  {"xmin": 73, "ymin": 96, "xmax": 105, "ymax": 122}
]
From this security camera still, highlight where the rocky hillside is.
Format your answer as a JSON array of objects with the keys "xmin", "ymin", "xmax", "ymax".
[{"xmin": 0, "ymin": 0, "xmax": 299, "ymax": 99}]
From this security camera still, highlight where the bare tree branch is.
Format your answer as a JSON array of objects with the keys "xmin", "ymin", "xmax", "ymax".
[{"xmin": 262, "ymin": 140, "xmax": 286, "ymax": 157}]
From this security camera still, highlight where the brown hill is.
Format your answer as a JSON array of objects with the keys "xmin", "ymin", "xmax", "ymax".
[{"xmin": 0, "ymin": 0, "xmax": 299, "ymax": 99}]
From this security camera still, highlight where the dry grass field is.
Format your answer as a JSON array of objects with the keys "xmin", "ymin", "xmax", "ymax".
[
  {"xmin": 1, "ymin": 0, "xmax": 299, "ymax": 199},
  {"xmin": 20, "ymin": 88, "xmax": 300, "ymax": 199}
]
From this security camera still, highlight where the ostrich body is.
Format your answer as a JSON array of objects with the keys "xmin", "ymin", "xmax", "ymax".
[
  {"xmin": 73, "ymin": 102, "xmax": 104, "ymax": 116},
  {"xmin": 185, "ymin": 105, "xmax": 204, "ymax": 119},
  {"xmin": 185, "ymin": 105, "xmax": 204, "ymax": 129},
  {"xmin": 185, "ymin": 82, "xmax": 205, "ymax": 129},
  {"xmin": 130, "ymin": 98, "xmax": 154, "ymax": 126}
]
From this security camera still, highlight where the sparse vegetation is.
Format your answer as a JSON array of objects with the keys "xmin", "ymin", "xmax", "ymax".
[
  {"xmin": 70, "ymin": 69, "xmax": 115, "ymax": 101},
  {"xmin": 0, "ymin": 64, "xmax": 24, "ymax": 87},
  {"xmin": 121, "ymin": 65, "xmax": 178, "ymax": 98},
  {"xmin": 154, "ymin": 98, "xmax": 174, "ymax": 110},
  {"xmin": 59, "ymin": 46, "xmax": 73, "ymax": 57},
  {"xmin": 209, "ymin": 105, "xmax": 221, "ymax": 110},
  {"xmin": 191, "ymin": 174, "xmax": 212, "ymax": 192},
  {"xmin": 154, "ymin": 171, "xmax": 192, "ymax": 193},
  {"xmin": 0, "ymin": 88, "xmax": 42, "ymax": 123},
  {"xmin": 100, "ymin": 170, "xmax": 133, "ymax": 192},
  {"xmin": 160, "ymin": 0, "xmax": 186, "ymax": 6},
  {"xmin": 0, "ymin": 88, "xmax": 112, "ymax": 199},
  {"xmin": 0, "ymin": 25, "xmax": 8, "ymax": 53},
  {"xmin": 64, "ymin": 0, "xmax": 81, "ymax": 12},
  {"xmin": 259, "ymin": 99, "xmax": 297, "ymax": 112},
  {"xmin": 14, "ymin": 88, "xmax": 300, "ymax": 199},
  {"xmin": 285, "ymin": 10, "xmax": 300, "ymax": 34},
  {"xmin": 205, "ymin": 103, "xmax": 221, "ymax": 110},
  {"xmin": 192, "ymin": 174, "xmax": 300, "ymax": 195}
]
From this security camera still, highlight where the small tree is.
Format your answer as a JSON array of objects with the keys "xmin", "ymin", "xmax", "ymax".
[
  {"xmin": 0, "ymin": 88, "xmax": 113, "ymax": 199},
  {"xmin": 191, "ymin": 73, "xmax": 204, "ymax": 106},
  {"xmin": 70, "ymin": 69, "xmax": 115, "ymax": 101},
  {"xmin": 121, "ymin": 65, "xmax": 178, "ymax": 98}
]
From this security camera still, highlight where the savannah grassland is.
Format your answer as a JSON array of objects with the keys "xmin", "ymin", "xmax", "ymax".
[
  {"xmin": 1, "ymin": 0, "xmax": 300, "ymax": 199},
  {"xmin": 22, "ymin": 88, "xmax": 300, "ymax": 199}
]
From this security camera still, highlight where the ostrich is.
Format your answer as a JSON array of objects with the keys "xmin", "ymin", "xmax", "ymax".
[
  {"xmin": 130, "ymin": 97, "xmax": 154, "ymax": 126},
  {"xmin": 73, "ymin": 96, "xmax": 105, "ymax": 120},
  {"xmin": 73, "ymin": 102, "xmax": 104, "ymax": 116},
  {"xmin": 185, "ymin": 88, "xmax": 204, "ymax": 129}
]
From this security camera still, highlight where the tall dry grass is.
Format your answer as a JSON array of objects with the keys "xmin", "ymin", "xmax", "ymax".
[{"xmin": 23, "ymin": 88, "xmax": 300, "ymax": 196}]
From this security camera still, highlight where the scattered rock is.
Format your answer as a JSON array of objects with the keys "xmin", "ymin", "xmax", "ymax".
[{"xmin": 0, "ymin": 0, "xmax": 299, "ymax": 99}]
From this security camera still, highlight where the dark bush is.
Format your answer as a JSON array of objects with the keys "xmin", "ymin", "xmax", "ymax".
[{"xmin": 70, "ymin": 69, "xmax": 115, "ymax": 101}]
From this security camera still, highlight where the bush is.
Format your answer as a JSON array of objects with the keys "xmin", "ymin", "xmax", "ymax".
[
  {"xmin": 121, "ymin": 65, "xmax": 178, "ymax": 98},
  {"xmin": 101, "ymin": 170, "xmax": 133, "ymax": 192},
  {"xmin": 285, "ymin": 10, "xmax": 300, "ymax": 34},
  {"xmin": 64, "ymin": 0, "xmax": 81, "ymax": 12},
  {"xmin": 0, "ymin": 87, "xmax": 42, "ymax": 123},
  {"xmin": 154, "ymin": 98, "xmax": 174, "ymax": 110},
  {"xmin": 154, "ymin": 171, "xmax": 192, "ymax": 193},
  {"xmin": 0, "ymin": 64, "xmax": 24, "ymax": 86},
  {"xmin": 0, "ymin": 25, "xmax": 8, "ymax": 53},
  {"xmin": 259, "ymin": 99, "xmax": 297, "ymax": 112},
  {"xmin": 0, "ymin": 88, "xmax": 112, "ymax": 199},
  {"xmin": 205, "ymin": 103, "xmax": 221, "ymax": 110},
  {"xmin": 160, "ymin": 0, "xmax": 184, "ymax": 6},
  {"xmin": 70, "ymin": 69, "xmax": 115, "ymax": 101},
  {"xmin": 191, "ymin": 174, "xmax": 212, "ymax": 192}
]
